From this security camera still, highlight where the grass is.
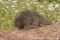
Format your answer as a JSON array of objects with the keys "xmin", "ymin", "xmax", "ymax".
[{"xmin": 0, "ymin": 0, "xmax": 60, "ymax": 30}]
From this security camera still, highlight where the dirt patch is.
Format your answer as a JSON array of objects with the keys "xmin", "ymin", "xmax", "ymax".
[{"xmin": 0, "ymin": 23, "xmax": 60, "ymax": 40}]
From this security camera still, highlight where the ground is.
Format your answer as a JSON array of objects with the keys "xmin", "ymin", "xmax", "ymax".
[{"xmin": 0, "ymin": 23, "xmax": 60, "ymax": 40}]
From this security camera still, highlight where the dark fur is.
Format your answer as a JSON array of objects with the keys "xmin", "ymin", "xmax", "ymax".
[{"xmin": 14, "ymin": 9, "xmax": 52, "ymax": 30}]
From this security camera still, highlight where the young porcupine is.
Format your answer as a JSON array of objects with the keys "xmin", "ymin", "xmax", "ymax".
[{"xmin": 14, "ymin": 9, "xmax": 52, "ymax": 30}]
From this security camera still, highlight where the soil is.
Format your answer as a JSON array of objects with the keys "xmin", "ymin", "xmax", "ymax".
[{"xmin": 0, "ymin": 23, "xmax": 60, "ymax": 40}]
